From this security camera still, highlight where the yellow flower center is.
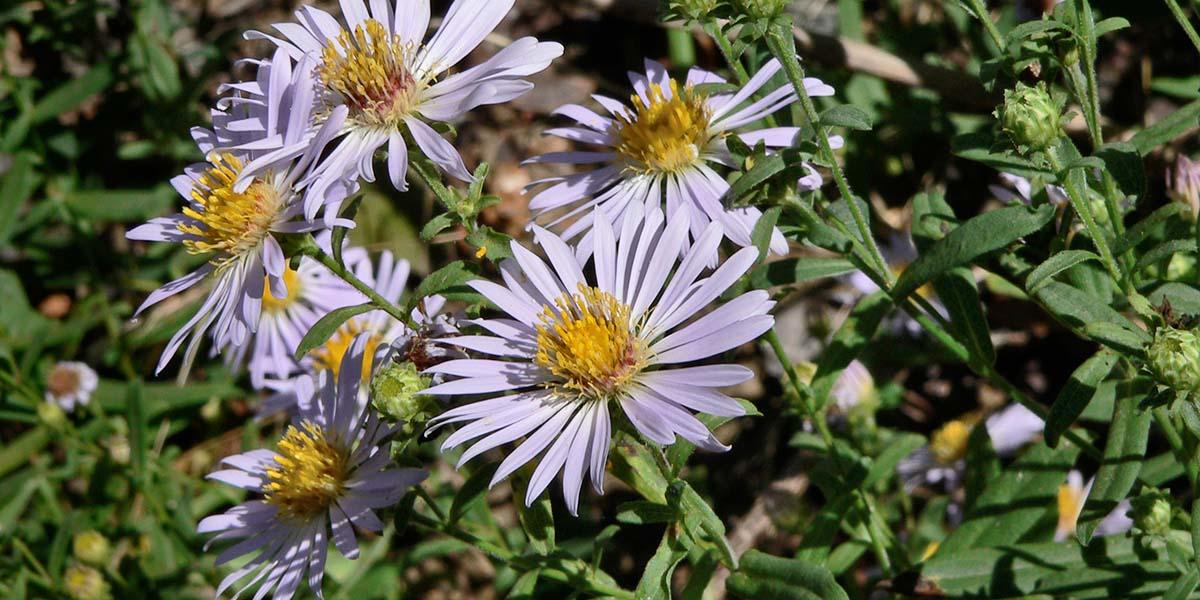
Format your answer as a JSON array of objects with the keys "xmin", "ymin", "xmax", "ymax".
[
  {"xmin": 614, "ymin": 81, "xmax": 711, "ymax": 174},
  {"xmin": 309, "ymin": 320, "xmax": 382, "ymax": 381},
  {"xmin": 263, "ymin": 421, "xmax": 349, "ymax": 521},
  {"xmin": 177, "ymin": 153, "xmax": 283, "ymax": 265},
  {"xmin": 536, "ymin": 285, "xmax": 646, "ymax": 398},
  {"xmin": 319, "ymin": 19, "xmax": 424, "ymax": 128},
  {"xmin": 261, "ymin": 267, "xmax": 303, "ymax": 314},
  {"xmin": 1056, "ymin": 479, "xmax": 1085, "ymax": 536},
  {"xmin": 930, "ymin": 419, "xmax": 971, "ymax": 465}
]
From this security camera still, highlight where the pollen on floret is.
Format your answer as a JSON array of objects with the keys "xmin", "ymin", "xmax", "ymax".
[
  {"xmin": 310, "ymin": 320, "xmax": 383, "ymax": 381},
  {"xmin": 536, "ymin": 284, "xmax": 646, "ymax": 398},
  {"xmin": 319, "ymin": 19, "xmax": 424, "ymax": 128},
  {"xmin": 261, "ymin": 267, "xmax": 303, "ymax": 314},
  {"xmin": 614, "ymin": 81, "xmax": 711, "ymax": 174},
  {"xmin": 177, "ymin": 153, "xmax": 283, "ymax": 264},
  {"xmin": 263, "ymin": 421, "xmax": 349, "ymax": 521},
  {"xmin": 929, "ymin": 418, "xmax": 973, "ymax": 465}
]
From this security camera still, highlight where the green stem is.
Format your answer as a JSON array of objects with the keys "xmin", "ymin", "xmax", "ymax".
[
  {"xmin": 964, "ymin": 0, "xmax": 1006, "ymax": 54},
  {"xmin": 764, "ymin": 329, "xmax": 894, "ymax": 574},
  {"xmin": 703, "ymin": 20, "xmax": 778, "ymax": 127},
  {"xmin": 301, "ymin": 242, "xmax": 418, "ymax": 329},
  {"xmin": 415, "ymin": 485, "xmax": 449, "ymax": 523},
  {"xmin": 1044, "ymin": 149, "xmax": 1126, "ymax": 292},
  {"xmin": 764, "ymin": 20, "xmax": 891, "ymax": 282},
  {"xmin": 1165, "ymin": 0, "xmax": 1200, "ymax": 58},
  {"xmin": 1153, "ymin": 407, "xmax": 1199, "ymax": 487}
]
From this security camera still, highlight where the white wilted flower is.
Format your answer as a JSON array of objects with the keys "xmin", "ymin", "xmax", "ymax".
[
  {"xmin": 44, "ymin": 361, "xmax": 98, "ymax": 412},
  {"xmin": 424, "ymin": 206, "xmax": 774, "ymax": 514},
  {"xmin": 245, "ymin": 0, "xmax": 563, "ymax": 220},
  {"xmin": 198, "ymin": 334, "xmax": 426, "ymax": 600},
  {"xmin": 526, "ymin": 58, "xmax": 836, "ymax": 259}
]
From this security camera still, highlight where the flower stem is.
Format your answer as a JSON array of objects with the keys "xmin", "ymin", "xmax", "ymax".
[
  {"xmin": 764, "ymin": 328, "xmax": 894, "ymax": 575},
  {"xmin": 764, "ymin": 19, "xmax": 891, "ymax": 282},
  {"xmin": 964, "ymin": 0, "xmax": 1006, "ymax": 53},
  {"xmin": 1043, "ymin": 149, "xmax": 1127, "ymax": 293},
  {"xmin": 301, "ymin": 241, "xmax": 418, "ymax": 329},
  {"xmin": 1164, "ymin": 0, "xmax": 1200, "ymax": 58},
  {"xmin": 1152, "ymin": 406, "xmax": 1199, "ymax": 487}
]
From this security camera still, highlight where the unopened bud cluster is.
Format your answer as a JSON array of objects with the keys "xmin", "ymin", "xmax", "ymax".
[
  {"xmin": 1146, "ymin": 327, "xmax": 1200, "ymax": 395},
  {"xmin": 732, "ymin": 0, "xmax": 788, "ymax": 19},
  {"xmin": 997, "ymin": 82, "xmax": 1064, "ymax": 154},
  {"xmin": 371, "ymin": 361, "xmax": 433, "ymax": 426}
]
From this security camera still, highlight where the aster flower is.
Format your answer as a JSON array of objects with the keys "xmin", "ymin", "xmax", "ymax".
[
  {"xmin": 424, "ymin": 206, "xmax": 774, "ymax": 514},
  {"xmin": 526, "ymin": 58, "xmax": 836, "ymax": 259},
  {"xmin": 829, "ymin": 359, "xmax": 876, "ymax": 416},
  {"xmin": 984, "ymin": 402, "xmax": 1044, "ymax": 455},
  {"xmin": 128, "ymin": 52, "xmax": 352, "ymax": 379},
  {"xmin": 198, "ymin": 334, "xmax": 426, "ymax": 600},
  {"xmin": 1055, "ymin": 470, "xmax": 1133, "ymax": 542},
  {"xmin": 899, "ymin": 406, "xmax": 1044, "ymax": 492},
  {"xmin": 44, "ymin": 361, "xmax": 98, "ymax": 412},
  {"xmin": 246, "ymin": 0, "xmax": 563, "ymax": 218},
  {"xmin": 988, "ymin": 172, "xmax": 1067, "ymax": 206}
]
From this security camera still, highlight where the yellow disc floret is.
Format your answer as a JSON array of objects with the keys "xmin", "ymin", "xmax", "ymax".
[
  {"xmin": 261, "ymin": 267, "xmax": 303, "ymax": 314},
  {"xmin": 614, "ymin": 81, "xmax": 711, "ymax": 174},
  {"xmin": 1056, "ymin": 478, "xmax": 1085, "ymax": 536},
  {"xmin": 536, "ymin": 284, "xmax": 646, "ymax": 398},
  {"xmin": 320, "ymin": 19, "xmax": 423, "ymax": 128},
  {"xmin": 309, "ymin": 319, "xmax": 382, "ymax": 381},
  {"xmin": 177, "ymin": 153, "xmax": 283, "ymax": 265},
  {"xmin": 930, "ymin": 419, "xmax": 972, "ymax": 465},
  {"xmin": 264, "ymin": 421, "xmax": 349, "ymax": 521}
]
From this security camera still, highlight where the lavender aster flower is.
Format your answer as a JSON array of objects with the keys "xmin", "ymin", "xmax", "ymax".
[
  {"xmin": 246, "ymin": 0, "xmax": 563, "ymax": 220},
  {"xmin": 988, "ymin": 172, "xmax": 1067, "ymax": 206},
  {"xmin": 198, "ymin": 334, "xmax": 426, "ymax": 600},
  {"xmin": 127, "ymin": 52, "xmax": 352, "ymax": 379},
  {"xmin": 1055, "ymin": 470, "xmax": 1133, "ymax": 542},
  {"xmin": 425, "ymin": 206, "xmax": 774, "ymax": 514},
  {"xmin": 526, "ymin": 58, "xmax": 836, "ymax": 259}
]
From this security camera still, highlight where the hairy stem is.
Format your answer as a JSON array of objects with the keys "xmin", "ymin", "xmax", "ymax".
[
  {"xmin": 301, "ymin": 241, "xmax": 417, "ymax": 329},
  {"xmin": 1164, "ymin": 0, "xmax": 1200, "ymax": 58}
]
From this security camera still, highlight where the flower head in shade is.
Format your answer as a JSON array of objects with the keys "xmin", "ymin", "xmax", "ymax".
[
  {"xmin": 1168, "ymin": 154, "xmax": 1200, "ymax": 220},
  {"xmin": 425, "ymin": 206, "xmax": 774, "ymax": 514},
  {"xmin": 128, "ymin": 53, "xmax": 352, "ymax": 379},
  {"xmin": 988, "ymin": 172, "xmax": 1067, "ymax": 206},
  {"xmin": 246, "ymin": 0, "xmax": 562, "ymax": 218},
  {"xmin": 527, "ymin": 58, "xmax": 835, "ymax": 259},
  {"xmin": 44, "ymin": 361, "xmax": 98, "ymax": 412},
  {"xmin": 1055, "ymin": 470, "xmax": 1133, "ymax": 542},
  {"xmin": 898, "ymin": 416, "xmax": 975, "ymax": 492},
  {"xmin": 199, "ymin": 335, "xmax": 426, "ymax": 600}
]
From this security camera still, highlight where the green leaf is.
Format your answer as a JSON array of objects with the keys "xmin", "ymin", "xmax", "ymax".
[
  {"xmin": 820, "ymin": 105, "xmax": 873, "ymax": 130},
  {"xmin": 912, "ymin": 538, "xmax": 1172, "ymax": 598},
  {"xmin": 507, "ymin": 569, "xmax": 539, "ymax": 600},
  {"xmin": 933, "ymin": 267, "xmax": 995, "ymax": 369},
  {"xmin": 668, "ymin": 481, "xmax": 737, "ymax": 568},
  {"xmin": 751, "ymin": 256, "xmax": 856, "ymax": 288},
  {"xmin": 420, "ymin": 212, "xmax": 456, "ymax": 241},
  {"xmin": 465, "ymin": 226, "xmax": 514, "ymax": 262},
  {"xmin": 1077, "ymin": 380, "xmax": 1152, "ymax": 542},
  {"xmin": 733, "ymin": 551, "xmax": 849, "ymax": 600},
  {"xmin": 939, "ymin": 441, "xmax": 1080, "ymax": 553},
  {"xmin": 1093, "ymin": 16, "xmax": 1131, "ymax": 36},
  {"xmin": 1149, "ymin": 283, "xmax": 1200, "ymax": 317},
  {"xmin": 892, "ymin": 204, "xmax": 1055, "ymax": 300},
  {"xmin": 952, "ymin": 132, "xmax": 1052, "ymax": 178},
  {"xmin": 63, "ymin": 186, "xmax": 175, "ymax": 221},
  {"xmin": 1045, "ymin": 350, "xmax": 1118, "ymax": 447},
  {"xmin": 448, "ymin": 464, "xmax": 496, "ymax": 525},
  {"xmin": 751, "ymin": 206, "xmax": 782, "ymax": 262},
  {"xmin": 1165, "ymin": 569, "xmax": 1200, "ymax": 600},
  {"xmin": 30, "ymin": 62, "xmax": 114, "ymax": 123},
  {"xmin": 1006, "ymin": 19, "xmax": 1068, "ymax": 44},
  {"xmin": 127, "ymin": 378, "xmax": 147, "ymax": 485},
  {"xmin": 1136, "ymin": 239, "xmax": 1197, "ymax": 273},
  {"xmin": 1025, "ymin": 250, "xmax": 1101, "ymax": 293},
  {"xmin": 635, "ymin": 531, "xmax": 688, "ymax": 600},
  {"xmin": 1192, "ymin": 497, "xmax": 1200, "ymax": 571},
  {"xmin": 1130, "ymin": 99, "xmax": 1200, "ymax": 155},
  {"xmin": 511, "ymin": 473, "xmax": 555, "ymax": 555},
  {"xmin": 1095, "ymin": 142, "xmax": 1145, "ymax": 203},
  {"xmin": 1084, "ymin": 322, "xmax": 1149, "ymax": 357},
  {"xmin": 413, "ymin": 260, "xmax": 477, "ymax": 301},
  {"xmin": 727, "ymin": 574, "xmax": 822, "ymax": 600},
  {"xmin": 728, "ymin": 153, "xmax": 785, "ymax": 203},
  {"xmin": 1034, "ymin": 281, "xmax": 1148, "ymax": 342},
  {"xmin": 611, "ymin": 433, "xmax": 669, "ymax": 503},
  {"xmin": 1113, "ymin": 202, "xmax": 1186, "ymax": 255},
  {"xmin": 0, "ymin": 153, "xmax": 38, "ymax": 247},
  {"xmin": 616, "ymin": 501, "xmax": 676, "ymax": 525},
  {"xmin": 811, "ymin": 292, "xmax": 891, "ymax": 410},
  {"xmin": 1063, "ymin": 156, "xmax": 1106, "ymax": 172},
  {"xmin": 863, "ymin": 433, "xmax": 926, "ymax": 487},
  {"xmin": 292, "ymin": 303, "xmax": 375, "ymax": 360}
]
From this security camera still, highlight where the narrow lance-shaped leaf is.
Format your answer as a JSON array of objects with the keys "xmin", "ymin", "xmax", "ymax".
[
  {"xmin": 293, "ymin": 303, "xmax": 375, "ymax": 360},
  {"xmin": 634, "ymin": 530, "xmax": 688, "ymax": 600},
  {"xmin": 729, "ymin": 550, "xmax": 849, "ymax": 600},
  {"xmin": 892, "ymin": 204, "xmax": 1055, "ymax": 300},
  {"xmin": 933, "ymin": 267, "xmax": 995, "ymax": 369},
  {"xmin": 1077, "ymin": 379, "xmax": 1152, "ymax": 543},
  {"xmin": 751, "ymin": 206, "xmax": 782, "ymax": 262},
  {"xmin": 1046, "ymin": 350, "xmax": 1118, "ymax": 447},
  {"xmin": 811, "ymin": 291, "xmax": 891, "ymax": 410},
  {"xmin": 1025, "ymin": 249, "xmax": 1101, "ymax": 294}
]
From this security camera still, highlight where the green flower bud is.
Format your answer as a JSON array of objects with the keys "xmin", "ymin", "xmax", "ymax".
[
  {"xmin": 732, "ymin": 0, "xmax": 787, "ymax": 19},
  {"xmin": 996, "ymin": 82, "xmax": 1064, "ymax": 154},
  {"xmin": 1167, "ymin": 253, "xmax": 1197, "ymax": 282},
  {"xmin": 665, "ymin": 0, "xmax": 721, "ymax": 21},
  {"xmin": 200, "ymin": 396, "xmax": 222, "ymax": 422},
  {"xmin": 370, "ymin": 361, "xmax": 433, "ymax": 425},
  {"xmin": 63, "ymin": 564, "xmax": 111, "ymax": 600},
  {"xmin": 1146, "ymin": 327, "xmax": 1200, "ymax": 394},
  {"xmin": 72, "ymin": 530, "xmax": 111, "ymax": 567},
  {"xmin": 38, "ymin": 401, "xmax": 68, "ymax": 430},
  {"xmin": 1132, "ymin": 493, "xmax": 1173, "ymax": 536}
]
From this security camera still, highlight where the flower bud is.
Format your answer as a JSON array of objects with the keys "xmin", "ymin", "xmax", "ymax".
[
  {"xmin": 1169, "ymin": 154, "xmax": 1200, "ymax": 220},
  {"xmin": 105, "ymin": 435, "xmax": 131, "ymax": 466},
  {"xmin": 1132, "ymin": 493, "xmax": 1173, "ymax": 536},
  {"xmin": 63, "ymin": 564, "xmax": 111, "ymax": 600},
  {"xmin": 370, "ymin": 361, "xmax": 433, "ymax": 425},
  {"xmin": 72, "ymin": 530, "xmax": 111, "ymax": 567},
  {"xmin": 1146, "ymin": 327, "xmax": 1200, "ymax": 395},
  {"xmin": 666, "ymin": 0, "xmax": 721, "ymax": 20},
  {"xmin": 38, "ymin": 401, "xmax": 68, "ymax": 430},
  {"xmin": 996, "ymin": 82, "xmax": 1063, "ymax": 153},
  {"xmin": 732, "ymin": 0, "xmax": 787, "ymax": 18}
]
